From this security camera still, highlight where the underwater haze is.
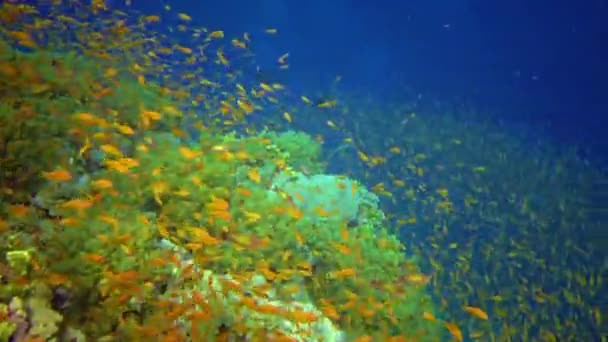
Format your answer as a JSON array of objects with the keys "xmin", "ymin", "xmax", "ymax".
[{"xmin": 0, "ymin": 0, "xmax": 606, "ymax": 341}]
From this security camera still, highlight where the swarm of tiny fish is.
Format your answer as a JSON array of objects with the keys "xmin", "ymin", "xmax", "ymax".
[
  {"xmin": 0, "ymin": 1, "xmax": 604, "ymax": 342},
  {"xmin": 0, "ymin": 1, "xmax": 446, "ymax": 341},
  {"xmin": 318, "ymin": 97, "xmax": 605, "ymax": 341}
]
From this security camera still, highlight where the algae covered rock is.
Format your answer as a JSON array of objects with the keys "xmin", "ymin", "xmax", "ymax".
[
  {"xmin": 271, "ymin": 171, "xmax": 382, "ymax": 228},
  {"xmin": 262, "ymin": 130, "xmax": 326, "ymax": 174},
  {"xmin": 0, "ymin": 303, "xmax": 16, "ymax": 342},
  {"xmin": 27, "ymin": 296, "xmax": 63, "ymax": 340}
]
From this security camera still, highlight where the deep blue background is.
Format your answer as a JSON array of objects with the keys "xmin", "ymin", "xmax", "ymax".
[{"xmin": 129, "ymin": 0, "xmax": 608, "ymax": 160}]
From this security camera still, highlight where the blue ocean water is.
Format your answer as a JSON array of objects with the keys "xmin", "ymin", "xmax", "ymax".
[{"xmin": 140, "ymin": 0, "xmax": 606, "ymax": 159}]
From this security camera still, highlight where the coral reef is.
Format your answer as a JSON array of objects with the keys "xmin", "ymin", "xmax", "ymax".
[{"xmin": 0, "ymin": 3, "xmax": 442, "ymax": 341}]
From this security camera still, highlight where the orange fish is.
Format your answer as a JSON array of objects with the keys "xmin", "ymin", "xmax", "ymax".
[
  {"xmin": 423, "ymin": 311, "xmax": 436, "ymax": 321},
  {"xmin": 179, "ymin": 146, "xmax": 202, "ymax": 159},
  {"xmin": 105, "ymin": 270, "xmax": 139, "ymax": 285},
  {"xmin": 46, "ymin": 273, "xmax": 70, "ymax": 286},
  {"xmin": 444, "ymin": 322, "xmax": 463, "ymax": 342},
  {"xmin": 187, "ymin": 227, "xmax": 221, "ymax": 246},
  {"xmin": 463, "ymin": 306, "xmax": 489, "ymax": 320},
  {"xmin": 91, "ymin": 179, "xmax": 113, "ymax": 189},
  {"xmin": 59, "ymin": 217, "xmax": 80, "ymax": 227},
  {"xmin": 73, "ymin": 112, "xmax": 107, "ymax": 126},
  {"xmin": 287, "ymin": 310, "xmax": 318, "ymax": 323},
  {"xmin": 237, "ymin": 99, "xmax": 254, "ymax": 113},
  {"xmin": 59, "ymin": 198, "xmax": 94, "ymax": 210},
  {"xmin": 100, "ymin": 144, "xmax": 122, "ymax": 157},
  {"xmin": 114, "ymin": 123, "xmax": 135, "ymax": 135},
  {"xmin": 236, "ymin": 187, "xmax": 252, "ymax": 197},
  {"xmin": 92, "ymin": 87, "xmax": 113, "ymax": 99},
  {"xmin": 105, "ymin": 158, "xmax": 139, "ymax": 173},
  {"xmin": 8, "ymin": 30, "xmax": 37, "ymax": 48},
  {"xmin": 314, "ymin": 206, "xmax": 332, "ymax": 217},
  {"xmin": 208, "ymin": 196, "xmax": 229, "ymax": 211},
  {"xmin": 286, "ymin": 206, "xmax": 303, "ymax": 220},
  {"xmin": 319, "ymin": 301, "xmax": 340, "ymax": 321},
  {"xmin": 84, "ymin": 253, "xmax": 106, "ymax": 263},
  {"xmin": 247, "ymin": 168, "xmax": 261, "ymax": 183},
  {"xmin": 42, "ymin": 169, "xmax": 72, "ymax": 182},
  {"xmin": 328, "ymin": 268, "xmax": 356, "ymax": 279},
  {"xmin": 149, "ymin": 257, "xmax": 168, "ymax": 267},
  {"xmin": 143, "ymin": 15, "xmax": 160, "ymax": 23},
  {"xmin": 403, "ymin": 273, "xmax": 431, "ymax": 285},
  {"xmin": 332, "ymin": 242, "xmax": 350, "ymax": 255}
]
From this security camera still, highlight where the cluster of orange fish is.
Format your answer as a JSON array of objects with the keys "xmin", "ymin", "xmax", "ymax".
[
  {"xmin": 0, "ymin": 2, "xmax": 456, "ymax": 341},
  {"xmin": 2, "ymin": 1, "xmax": 603, "ymax": 341}
]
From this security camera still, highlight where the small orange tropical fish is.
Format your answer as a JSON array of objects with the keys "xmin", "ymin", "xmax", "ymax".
[
  {"xmin": 208, "ymin": 196, "xmax": 229, "ymax": 211},
  {"xmin": 100, "ymin": 144, "xmax": 122, "ymax": 157},
  {"xmin": 236, "ymin": 187, "xmax": 252, "ymax": 197},
  {"xmin": 46, "ymin": 273, "xmax": 70, "ymax": 286},
  {"xmin": 42, "ymin": 169, "xmax": 72, "ymax": 182},
  {"xmin": 187, "ymin": 227, "xmax": 221, "ymax": 246},
  {"xmin": 422, "ymin": 311, "xmax": 436, "ymax": 321},
  {"xmin": 149, "ymin": 257, "xmax": 168, "ymax": 267},
  {"xmin": 444, "ymin": 322, "xmax": 463, "ymax": 342},
  {"xmin": 59, "ymin": 217, "xmax": 80, "ymax": 227},
  {"xmin": 237, "ymin": 99, "xmax": 254, "ymax": 113},
  {"xmin": 332, "ymin": 242, "xmax": 350, "ymax": 255},
  {"xmin": 243, "ymin": 210, "xmax": 261, "ymax": 223},
  {"xmin": 217, "ymin": 49, "xmax": 229, "ymax": 66},
  {"xmin": 208, "ymin": 30, "xmax": 224, "ymax": 39},
  {"xmin": 114, "ymin": 123, "xmax": 135, "ymax": 135},
  {"xmin": 60, "ymin": 198, "xmax": 94, "ymax": 210},
  {"xmin": 283, "ymin": 112, "xmax": 292, "ymax": 123},
  {"xmin": 319, "ymin": 300, "xmax": 340, "ymax": 321},
  {"xmin": 8, "ymin": 30, "xmax": 37, "ymax": 48},
  {"xmin": 247, "ymin": 168, "xmax": 261, "ymax": 183},
  {"xmin": 403, "ymin": 273, "xmax": 431, "ymax": 285},
  {"xmin": 463, "ymin": 306, "xmax": 489, "ymax": 320},
  {"xmin": 328, "ymin": 268, "xmax": 356, "ymax": 279},
  {"xmin": 143, "ymin": 15, "xmax": 161, "ymax": 23},
  {"xmin": 91, "ymin": 179, "xmax": 113, "ymax": 189},
  {"xmin": 73, "ymin": 112, "xmax": 108, "ymax": 127},
  {"xmin": 314, "ymin": 206, "xmax": 331, "ymax": 217},
  {"xmin": 287, "ymin": 309, "xmax": 317, "ymax": 323},
  {"xmin": 178, "ymin": 13, "xmax": 192, "ymax": 21},
  {"xmin": 84, "ymin": 253, "xmax": 106, "ymax": 263},
  {"xmin": 286, "ymin": 206, "xmax": 303, "ymax": 220},
  {"xmin": 179, "ymin": 146, "xmax": 202, "ymax": 159},
  {"xmin": 105, "ymin": 158, "xmax": 139, "ymax": 173},
  {"xmin": 232, "ymin": 38, "xmax": 247, "ymax": 49}
]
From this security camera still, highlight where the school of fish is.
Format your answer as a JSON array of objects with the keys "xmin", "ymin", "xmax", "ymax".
[{"xmin": 0, "ymin": 1, "xmax": 604, "ymax": 342}]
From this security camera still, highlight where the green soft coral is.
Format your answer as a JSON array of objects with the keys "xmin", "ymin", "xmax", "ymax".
[
  {"xmin": 262, "ymin": 130, "xmax": 326, "ymax": 173},
  {"xmin": 27, "ymin": 297, "xmax": 63, "ymax": 340},
  {"xmin": 0, "ymin": 304, "xmax": 16, "ymax": 341}
]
